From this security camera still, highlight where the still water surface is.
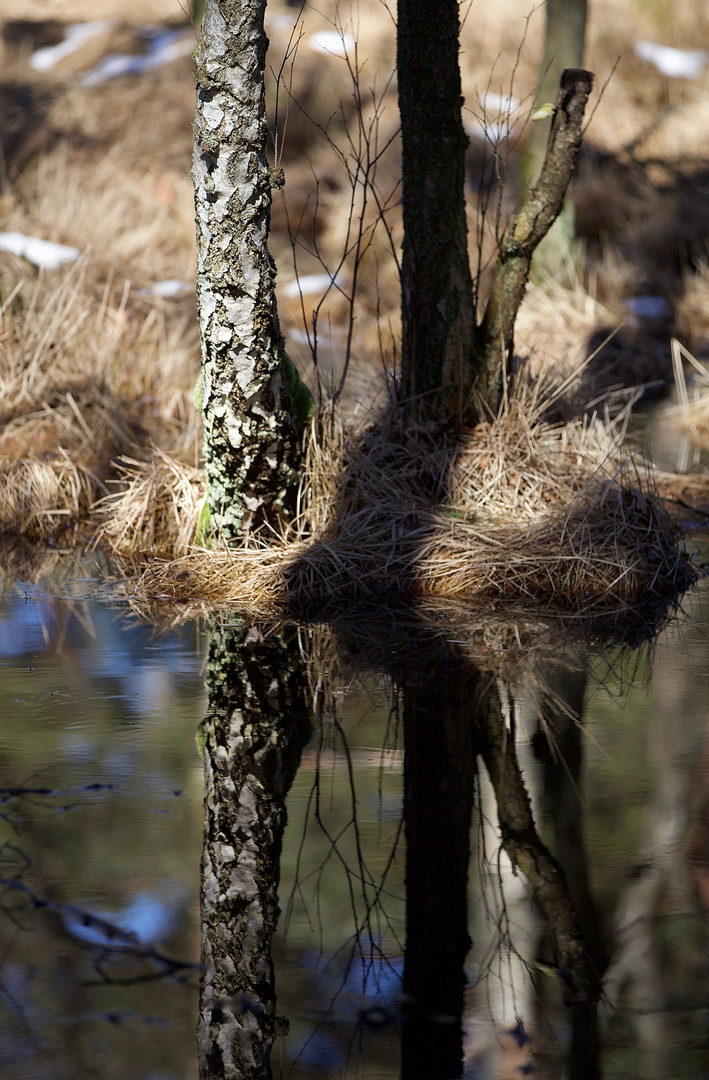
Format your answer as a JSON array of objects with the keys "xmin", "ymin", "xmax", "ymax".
[{"xmin": 0, "ymin": 560, "xmax": 708, "ymax": 1078}]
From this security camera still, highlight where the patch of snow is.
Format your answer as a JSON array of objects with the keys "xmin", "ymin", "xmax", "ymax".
[
  {"xmin": 30, "ymin": 20, "xmax": 117, "ymax": 72},
  {"xmin": 308, "ymin": 30, "xmax": 356, "ymax": 58},
  {"xmin": 80, "ymin": 28, "xmax": 194, "ymax": 87},
  {"xmin": 478, "ymin": 92, "xmax": 520, "ymax": 115},
  {"xmin": 465, "ymin": 119, "xmax": 511, "ymax": 144},
  {"xmin": 281, "ymin": 273, "xmax": 343, "ymax": 298},
  {"xmin": 634, "ymin": 41, "xmax": 708, "ymax": 79},
  {"xmin": 136, "ymin": 280, "xmax": 193, "ymax": 298},
  {"xmin": 0, "ymin": 232, "xmax": 80, "ymax": 269}
]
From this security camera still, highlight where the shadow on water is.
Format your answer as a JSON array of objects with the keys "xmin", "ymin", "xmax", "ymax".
[{"xmin": 197, "ymin": 586, "xmax": 705, "ymax": 1080}]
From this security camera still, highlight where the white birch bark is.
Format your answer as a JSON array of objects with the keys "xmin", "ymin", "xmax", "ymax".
[{"xmin": 193, "ymin": 0, "xmax": 303, "ymax": 539}]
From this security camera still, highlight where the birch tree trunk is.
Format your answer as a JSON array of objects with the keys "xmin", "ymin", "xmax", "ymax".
[{"xmin": 193, "ymin": 0, "xmax": 308, "ymax": 541}]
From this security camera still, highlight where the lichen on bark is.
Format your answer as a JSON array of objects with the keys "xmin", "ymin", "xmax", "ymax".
[{"xmin": 193, "ymin": 0, "xmax": 309, "ymax": 541}]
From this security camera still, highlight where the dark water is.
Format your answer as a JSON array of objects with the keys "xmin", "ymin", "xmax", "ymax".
[{"xmin": 0, "ymin": 560, "xmax": 708, "ymax": 1079}]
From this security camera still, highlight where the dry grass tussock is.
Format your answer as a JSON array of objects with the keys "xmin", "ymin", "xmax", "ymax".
[
  {"xmin": 1, "ymin": 259, "xmax": 119, "ymax": 540},
  {"xmin": 139, "ymin": 386, "xmax": 694, "ymax": 613},
  {"xmin": 0, "ymin": 17, "xmax": 200, "ymax": 545},
  {"xmin": 93, "ymin": 448, "xmax": 205, "ymax": 558},
  {"xmin": 649, "ymin": 339, "xmax": 709, "ymax": 517},
  {"xmin": 0, "ymin": 455, "xmax": 100, "ymax": 542},
  {"xmin": 0, "ymin": 255, "xmax": 200, "ymax": 542}
]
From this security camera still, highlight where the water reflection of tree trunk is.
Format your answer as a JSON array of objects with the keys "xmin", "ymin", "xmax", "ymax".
[
  {"xmin": 479, "ymin": 683, "xmax": 602, "ymax": 1007},
  {"xmin": 398, "ymin": 640, "xmax": 601, "ymax": 1079},
  {"xmin": 400, "ymin": 662, "xmax": 480, "ymax": 1080},
  {"xmin": 601, "ymin": 648, "xmax": 702, "ymax": 1079},
  {"xmin": 534, "ymin": 666, "xmax": 605, "ymax": 1078},
  {"xmin": 198, "ymin": 619, "xmax": 312, "ymax": 1080}
]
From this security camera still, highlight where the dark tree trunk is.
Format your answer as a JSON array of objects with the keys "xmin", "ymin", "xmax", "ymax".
[
  {"xmin": 198, "ymin": 619, "xmax": 312, "ymax": 1079},
  {"xmin": 396, "ymin": 0, "xmax": 594, "ymax": 418},
  {"xmin": 400, "ymin": 663, "xmax": 479, "ymax": 1080},
  {"xmin": 397, "ymin": 0, "xmax": 477, "ymax": 424}
]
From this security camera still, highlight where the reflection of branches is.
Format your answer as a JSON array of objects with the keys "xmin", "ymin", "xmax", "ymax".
[
  {"xmin": 0, "ymin": 781, "xmax": 117, "ymax": 820},
  {"xmin": 280, "ymin": 674, "xmax": 405, "ymax": 1076},
  {"xmin": 284, "ymin": 692, "xmax": 405, "ymax": 973},
  {"xmin": 0, "ymin": 875, "xmax": 198, "ymax": 984}
]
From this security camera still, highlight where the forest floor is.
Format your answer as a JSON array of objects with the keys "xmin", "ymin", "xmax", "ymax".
[{"xmin": 1, "ymin": 0, "xmax": 709, "ymax": 609}]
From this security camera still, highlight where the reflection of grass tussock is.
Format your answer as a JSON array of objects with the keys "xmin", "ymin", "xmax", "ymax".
[
  {"xmin": 135, "ymin": 393, "xmax": 695, "ymax": 612},
  {"xmin": 93, "ymin": 448, "xmax": 205, "ymax": 557},
  {"xmin": 301, "ymin": 596, "xmax": 672, "ymax": 703}
]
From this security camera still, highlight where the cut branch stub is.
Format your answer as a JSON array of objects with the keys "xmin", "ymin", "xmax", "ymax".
[{"xmin": 476, "ymin": 68, "xmax": 595, "ymax": 410}]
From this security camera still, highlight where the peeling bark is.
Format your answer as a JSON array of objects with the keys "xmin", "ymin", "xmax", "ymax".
[
  {"xmin": 198, "ymin": 619, "xmax": 312, "ymax": 1079},
  {"xmin": 193, "ymin": 0, "xmax": 305, "ymax": 540}
]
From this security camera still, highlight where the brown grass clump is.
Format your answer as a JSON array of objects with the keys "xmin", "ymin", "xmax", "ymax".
[
  {"xmin": 0, "ymin": 255, "xmax": 201, "ymax": 542},
  {"xmin": 281, "ymin": 403, "xmax": 691, "ymax": 610},
  {"xmin": 138, "ymin": 390, "xmax": 694, "ymax": 614},
  {"xmin": 0, "ymin": 20, "xmax": 201, "ymax": 546},
  {"xmin": 92, "ymin": 448, "xmax": 205, "ymax": 557},
  {"xmin": 0, "ymin": 260, "xmax": 121, "ymax": 540},
  {"xmin": 676, "ymin": 264, "xmax": 709, "ymax": 358},
  {"xmin": 0, "ymin": 455, "xmax": 101, "ymax": 542}
]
